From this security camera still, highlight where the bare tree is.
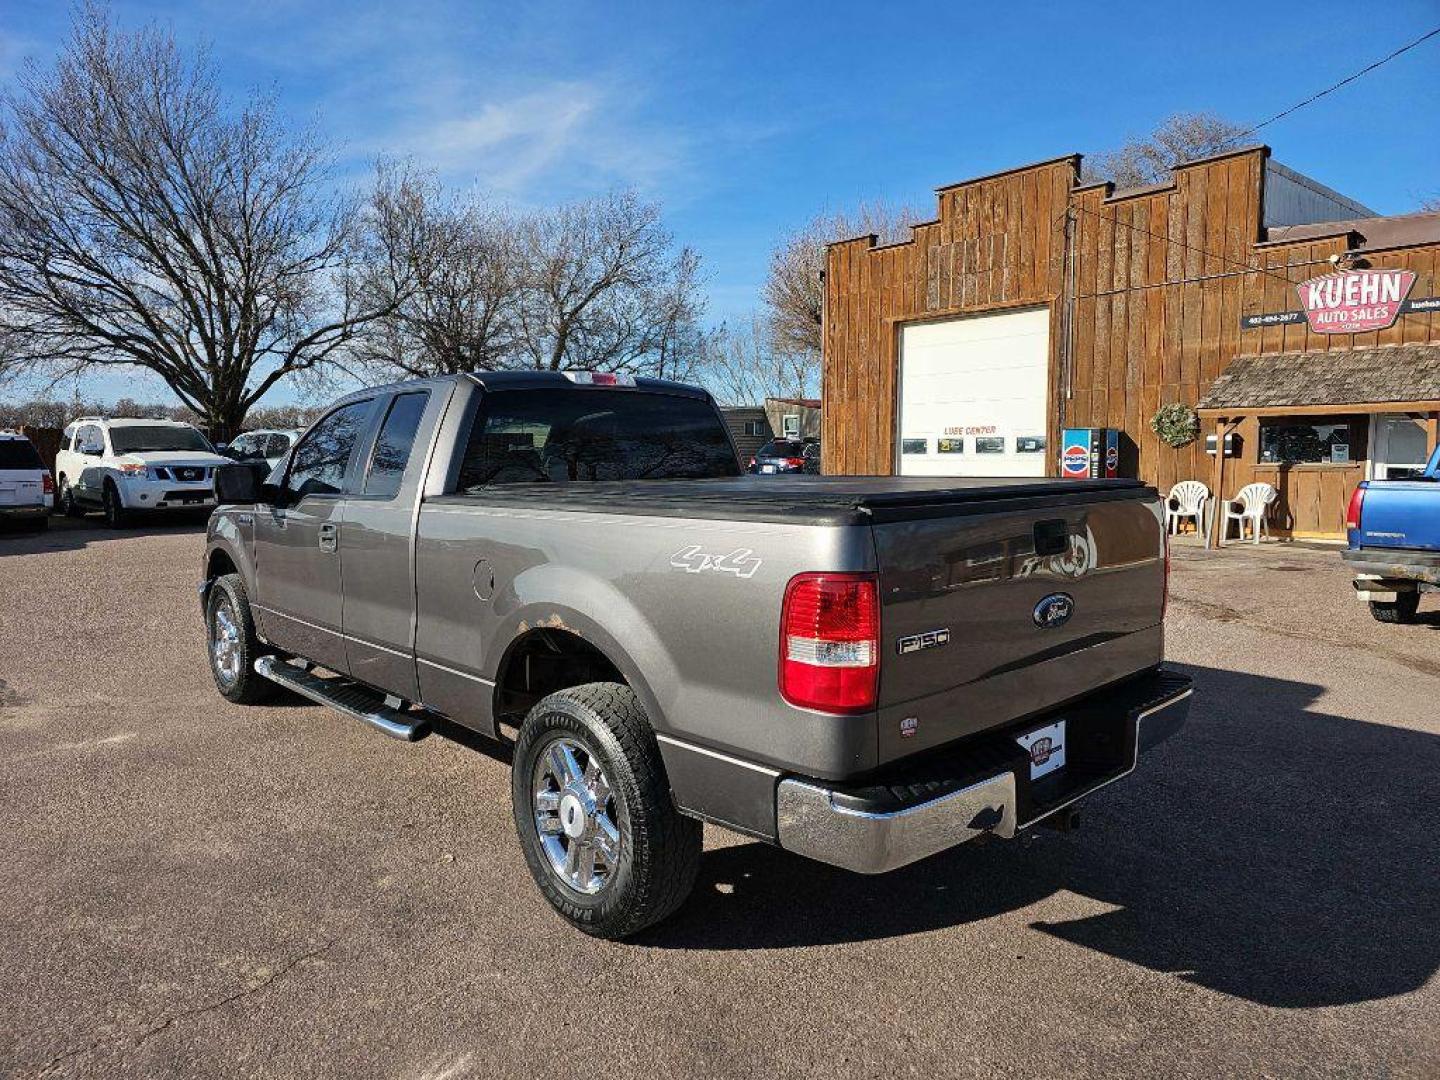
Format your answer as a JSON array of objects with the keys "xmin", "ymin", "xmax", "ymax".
[
  {"xmin": 0, "ymin": 398, "xmax": 70, "ymax": 429},
  {"xmin": 345, "ymin": 162, "xmax": 524, "ymax": 380},
  {"xmin": 515, "ymin": 190, "xmax": 705, "ymax": 375},
  {"xmin": 0, "ymin": 7, "xmax": 407, "ymax": 439},
  {"xmin": 1083, "ymin": 112, "xmax": 1250, "ymax": 189},
  {"xmin": 699, "ymin": 316, "xmax": 814, "ymax": 406},
  {"xmin": 244, "ymin": 402, "xmax": 324, "ymax": 430},
  {"xmin": 763, "ymin": 201, "xmax": 921, "ymax": 369}
]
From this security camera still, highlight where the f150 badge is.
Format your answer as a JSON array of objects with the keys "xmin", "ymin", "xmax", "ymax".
[
  {"xmin": 897, "ymin": 628, "xmax": 951, "ymax": 655},
  {"xmin": 669, "ymin": 545, "xmax": 762, "ymax": 579},
  {"xmin": 1033, "ymin": 593, "xmax": 1075, "ymax": 629}
]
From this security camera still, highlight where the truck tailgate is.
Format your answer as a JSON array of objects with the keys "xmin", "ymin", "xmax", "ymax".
[
  {"xmin": 1353, "ymin": 478, "xmax": 1440, "ymax": 553},
  {"xmin": 872, "ymin": 487, "xmax": 1165, "ymax": 765}
]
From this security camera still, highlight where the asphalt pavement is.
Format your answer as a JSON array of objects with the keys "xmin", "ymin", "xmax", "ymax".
[{"xmin": 1, "ymin": 516, "xmax": 1436, "ymax": 1079}]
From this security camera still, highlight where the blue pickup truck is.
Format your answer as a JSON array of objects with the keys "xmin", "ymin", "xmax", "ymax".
[{"xmin": 1342, "ymin": 444, "xmax": 1440, "ymax": 623}]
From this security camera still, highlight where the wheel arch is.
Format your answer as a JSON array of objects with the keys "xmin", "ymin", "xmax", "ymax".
[
  {"xmin": 201, "ymin": 522, "xmax": 258, "ymax": 617},
  {"xmin": 487, "ymin": 599, "xmax": 673, "ymax": 737}
]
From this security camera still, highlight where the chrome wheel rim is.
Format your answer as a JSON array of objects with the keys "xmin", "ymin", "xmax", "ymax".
[
  {"xmin": 210, "ymin": 599, "xmax": 242, "ymax": 685},
  {"xmin": 531, "ymin": 736, "xmax": 620, "ymax": 895}
]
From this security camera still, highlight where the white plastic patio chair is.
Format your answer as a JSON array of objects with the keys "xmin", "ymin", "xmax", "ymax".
[
  {"xmin": 1221, "ymin": 482, "xmax": 1278, "ymax": 545},
  {"xmin": 1165, "ymin": 480, "xmax": 1210, "ymax": 545}
]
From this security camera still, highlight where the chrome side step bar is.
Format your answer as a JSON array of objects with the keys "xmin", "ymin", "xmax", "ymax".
[{"xmin": 254, "ymin": 656, "xmax": 431, "ymax": 742}]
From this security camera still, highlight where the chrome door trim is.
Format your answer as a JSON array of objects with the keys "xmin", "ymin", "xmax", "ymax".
[
  {"xmin": 654, "ymin": 733, "xmax": 782, "ymax": 777},
  {"xmin": 416, "ymin": 655, "xmax": 497, "ymax": 687}
]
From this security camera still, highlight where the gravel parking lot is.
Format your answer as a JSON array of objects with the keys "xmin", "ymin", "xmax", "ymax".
[{"xmin": 2, "ymin": 518, "xmax": 1437, "ymax": 1079}]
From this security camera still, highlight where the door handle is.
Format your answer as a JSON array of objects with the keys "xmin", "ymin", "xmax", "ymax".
[{"xmin": 318, "ymin": 522, "xmax": 338, "ymax": 553}]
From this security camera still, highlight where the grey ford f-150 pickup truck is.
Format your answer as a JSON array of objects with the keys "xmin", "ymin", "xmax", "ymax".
[{"xmin": 201, "ymin": 370, "xmax": 1192, "ymax": 939}]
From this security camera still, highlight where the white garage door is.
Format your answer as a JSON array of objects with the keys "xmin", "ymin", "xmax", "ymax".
[{"xmin": 897, "ymin": 307, "xmax": 1050, "ymax": 477}]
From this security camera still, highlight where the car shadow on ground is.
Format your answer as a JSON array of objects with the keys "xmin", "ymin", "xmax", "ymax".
[
  {"xmin": 0, "ymin": 514, "xmax": 207, "ymax": 555},
  {"xmin": 640, "ymin": 662, "xmax": 1440, "ymax": 1010}
]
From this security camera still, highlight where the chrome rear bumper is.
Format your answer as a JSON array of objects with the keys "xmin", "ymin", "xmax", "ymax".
[{"xmin": 776, "ymin": 674, "xmax": 1193, "ymax": 875}]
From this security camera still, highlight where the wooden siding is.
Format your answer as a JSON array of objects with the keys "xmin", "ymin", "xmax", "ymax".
[
  {"xmin": 822, "ymin": 157, "xmax": 1077, "ymax": 475},
  {"xmin": 822, "ymin": 146, "xmax": 1440, "ymax": 514}
]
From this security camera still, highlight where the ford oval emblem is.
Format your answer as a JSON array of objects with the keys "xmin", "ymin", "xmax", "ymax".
[{"xmin": 1033, "ymin": 593, "xmax": 1074, "ymax": 629}]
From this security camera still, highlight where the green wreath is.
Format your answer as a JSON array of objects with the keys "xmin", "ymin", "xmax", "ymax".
[{"xmin": 1150, "ymin": 402, "xmax": 1199, "ymax": 449}]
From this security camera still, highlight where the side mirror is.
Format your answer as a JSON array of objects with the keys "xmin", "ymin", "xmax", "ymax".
[
  {"xmin": 215, "ymin": 442, "xmax": 230, "ymax": 453},
  {"xmin": 214, "ymin": 462, "xmax": 270, "ymax": 505}
]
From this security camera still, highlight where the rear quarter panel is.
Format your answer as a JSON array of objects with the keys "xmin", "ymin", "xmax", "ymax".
[{"xmin": 413, "ymin": 500, "xmax": 878, "ymax": 777}]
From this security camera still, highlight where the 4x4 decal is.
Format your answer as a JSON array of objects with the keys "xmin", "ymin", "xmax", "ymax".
[{"xmin": 669, "ymin": 545, "xmax": 762, "ymax": 579}]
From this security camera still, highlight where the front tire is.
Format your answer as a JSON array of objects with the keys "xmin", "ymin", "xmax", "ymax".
[
  {"xmin": 1370, "ymin": 593, "xmax": 1420, "ymax": 624},
  {"xmin": 102, "ymin": 481, "xmax": 128, "ymax": 529},
  {"xmin": 206, "ymin": 573, "xmax": 276, "ymax": 704},
  {"xmin": 511, "ymin": 683, "xmax": 701, "ymax": 940}
]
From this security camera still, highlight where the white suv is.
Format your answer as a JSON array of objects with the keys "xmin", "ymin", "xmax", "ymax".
[
  {"xmin": 55, "ymin": 417, "xmax": 229, "ymax": 528},
  {"xmin": 219, "ymin": 428, "xmax": 302, "ymax": 471},
  {"xmin": 0, "ymin": 431, "xmax": 53, "ymax": 530}
]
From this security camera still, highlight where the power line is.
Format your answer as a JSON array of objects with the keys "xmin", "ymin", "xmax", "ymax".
[
  {"xmin": 1042, "ymin": 26, "xmax": 1440, "ymax": 344},
  {"xmin": 1223, "ymin": 25, "xmax": 1440, "ymax": 146},
  {"xmin": 1065, "ymin": 201, "xmax": 1303, "ymax": 289}
]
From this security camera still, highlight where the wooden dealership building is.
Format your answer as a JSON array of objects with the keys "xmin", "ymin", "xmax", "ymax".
[{"xmin": 821, "ymin": 145, "xmax": 1440, "ymax": 538}]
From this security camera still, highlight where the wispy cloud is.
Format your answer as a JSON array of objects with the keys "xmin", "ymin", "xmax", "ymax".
[{"xmin": 352, "ymin": 75, "xmax": 695, "ymax": 202}]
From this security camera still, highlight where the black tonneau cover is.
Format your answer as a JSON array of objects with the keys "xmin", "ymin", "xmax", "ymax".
[{"xmin": 429, "ymin": 476, "xmax": 1152, "ymax": 525}]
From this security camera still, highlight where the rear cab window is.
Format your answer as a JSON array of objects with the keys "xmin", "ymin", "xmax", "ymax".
[
  {"xmin": 456, "ymin": 388, "xmax": 739, "ymax": 490},
  {"xmin": 759, "ymin": 440, "xmax": 806, "ymax": 458}
]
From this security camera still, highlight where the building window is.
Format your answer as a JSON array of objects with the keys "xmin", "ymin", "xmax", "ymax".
[
  {"xmin": 901, "ymin": 438, "xmax": 927, "ymax": 455},
  {"xmin": 1375, "ymin": 414, "xmax": 1431, "ymax": 479},
  {"xmin": 975, "ymin": 437, "xmax": 1005, "ymax": 454},
  {"xmin": 782, "ymin": 414, "xmax": 801, "ymax": 437},
  {"xmin": 1016, "ymin": 435, "xmax": 1046, "ymax": 454},
  {"xmin": 1259, "ymin": 420, "xmax": 1352, "ymax": 464},
  {"xmin": 937, "ymin": 438, "xmax": 964, "ymax": 454},
  {"xmin": 742, "ymin": 420, "xmax": 766, "ymax": 437}
]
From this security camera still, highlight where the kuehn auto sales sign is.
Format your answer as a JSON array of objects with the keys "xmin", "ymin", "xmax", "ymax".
[
  {"xmin": 1241, "ymin": 267, "xmax": 1438, "ymax": 332},
  {"xmin": 1296, "ymin": 268, "xmax": 1416, "ymax": 333}
]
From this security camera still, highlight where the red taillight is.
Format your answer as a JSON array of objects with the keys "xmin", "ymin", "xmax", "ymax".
[
  {"xmin": 42, "ymin": 471, "xmax": 54, "ymax": 494},
  {"xmin": 748, "ymin": 457, "xmax": 757, "ymax": 469},
  {"xmin": 1345, "ymin": 486, "xmax": 1365, "ymax": 531},
  {"xmin": 786, "ymin": 457, "xmax": 805, "ymax": 468},
  {"xmin": 779, "ymin": 572, "xmax": 879, "ymax": 714}
]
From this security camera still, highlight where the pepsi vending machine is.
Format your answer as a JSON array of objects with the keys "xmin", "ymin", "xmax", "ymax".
[{"xmin": 1060, "ymin": 427, "xmax": 1120, "ymax": 479}]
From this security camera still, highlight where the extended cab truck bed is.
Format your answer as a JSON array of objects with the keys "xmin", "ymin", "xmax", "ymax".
[
  {"xmin": 202, "ymin": 371, "xmax": 1191, "ymax": 938},
  {"xmin": 1343, "ymin": 445, "xmax": 1440, "ymax": 623}
]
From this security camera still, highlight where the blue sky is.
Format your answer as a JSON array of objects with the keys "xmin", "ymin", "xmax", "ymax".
[{"xmin": 4, "ymin": 0, "xmax": 1439, "ymax": 407}]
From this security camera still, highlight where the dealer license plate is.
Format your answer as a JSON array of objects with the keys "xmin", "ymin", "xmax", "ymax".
[{"xmin": 1016, "ymin": 719, "xmax": 1066, "ymax": 780}]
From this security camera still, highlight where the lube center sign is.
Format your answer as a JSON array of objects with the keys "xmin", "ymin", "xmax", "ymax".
[{"xmin": 1295, "ymin": 268, "xmax": 1416, "ymax": 334}]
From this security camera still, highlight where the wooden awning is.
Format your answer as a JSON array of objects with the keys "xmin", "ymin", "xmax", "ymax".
[{"xmin": 1197, "ymin": 344, "xmax": 1440, "ymax": 417}]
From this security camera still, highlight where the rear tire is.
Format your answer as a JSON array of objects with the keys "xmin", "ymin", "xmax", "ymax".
[
  {"xmin": 206, "ymin": 573, "xmax": 276, "ymax": 704},
  {"xmin": 511, "ymin": 683, "xmax": 701, "ymax": 940},
  {"xmin": 1370, "ymin": 593, "xmax": 1420, "ymax": 624},
  {"xmin": 60, "ymin": 482, "xmax": 82, "ymax": 518}
]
